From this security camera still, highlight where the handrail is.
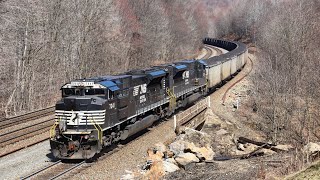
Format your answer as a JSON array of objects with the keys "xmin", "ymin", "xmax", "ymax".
[
  {"xmin": 166, "ymin": 87, "xmax": 176, "ymax": 112},
  {"xmin": 90, "ymin": 117, "xmax": 103, "ymax": 144},
  {"xmin": 50, "ymin": 117, "xmax": 61, "ymax": 138}
]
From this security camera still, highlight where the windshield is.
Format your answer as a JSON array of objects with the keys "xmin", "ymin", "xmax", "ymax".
[{"xmin": 62, "ymin": 88, "xmax": 105, "ymax": 97}]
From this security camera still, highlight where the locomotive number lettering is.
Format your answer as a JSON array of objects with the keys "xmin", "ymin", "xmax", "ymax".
[
  {"xmin": 140, "ymin": 95, "xmax": 146, "ymax": 103},
  {"xmin": 182, "ymin": 71, "xmax": 189, "ymax": 79}
]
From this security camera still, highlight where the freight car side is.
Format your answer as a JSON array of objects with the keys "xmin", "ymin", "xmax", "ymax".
[{"xmin": 202, "ymin": 38, "xmax": 248, "ymax": 90}]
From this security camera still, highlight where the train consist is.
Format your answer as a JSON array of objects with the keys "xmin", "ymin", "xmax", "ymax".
[{"xmin": 50, "ymin": 38, "xmax": 248, "ymax": 159}]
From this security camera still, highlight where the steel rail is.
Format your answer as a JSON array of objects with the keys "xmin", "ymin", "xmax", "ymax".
[
  {"xmin": 222, "ymin": 56, "xmax": 253, "ymax": 104},
  {"xmin": 20, "ymin": 160, "xmax": 62, "ymax": 180},
  {"xmin": 0, "ymin": 106, "xmax": 54, "ymax": 130},
  {"xmin": 0, "ymin": 118, "xmax": 53, "ymax": 137},
  {"xmin": 49, "ymin": 161, "xmax": 86, "ymax": 180}
]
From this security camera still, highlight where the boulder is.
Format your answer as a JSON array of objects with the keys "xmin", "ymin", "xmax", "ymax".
[
  {"xmin": 178, "ymin": 128, "xmax": 212, "ymax": 148},
  {"xmin": 165, "ymin": 158, "xmax": 178, "ymax": 165},
  {"xmin": 169, "ymin": 140, "xmax": 187, "ymax": 155},
  {"xmin": 304, "ymin": 142, "xmax": 320, "ymax": 155},
  {"xmin": 175, "ymin": 152, "xmax": 199, "ymax": 166},
  {"xmin": 147, "ymin": 149, "xmax": 164, "ymax": 162},
  {"xmin": 154, "ymin": 142, "xmax": 167, "ymax": 153},
  {"xmin": 185, "ymin": 142, "xmax": 214, "ymax": 161},
  {"xmin": 162, "ymin": 161, "xmax": 180, "ymax": 173},
  {"xmin": 144, "ymin": 160, "xmax": 165, "ymax": 178},
  {"xmin": 165, "ymin": 150, "xmax": 174, "ymax": 158}
]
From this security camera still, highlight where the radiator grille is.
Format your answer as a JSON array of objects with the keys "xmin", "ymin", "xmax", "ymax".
[{"xmin": 55, "ymin": 110, "xmax": 105, "ymax": 125}]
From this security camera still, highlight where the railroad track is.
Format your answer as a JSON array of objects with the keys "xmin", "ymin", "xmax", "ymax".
[
  {"xmin": 203, "ymin": 45, "xmax": 224, "ymax": 59},
  {"xmin": 0, "ymin": 106, "xmax": 54, "ymax": 130},
  {"xmin": 20, "ymin": 128, "xmax": 156, "ymax": 179},
  {"xmin": 202, "ymin": 46, "xmax": 213, "ymax": 59},
  {"xmin": 210, "ymin": 46, "xmax": 223, "ymax": 55},
  {"xmin": 222, "ymin": 56, "xmax": 253, "ymax": 104},
  {"xmin": 0, "ymin": 118, "xmax": 54, "ymax": 148},
  {"xmin": 21, "ymin": 160, "xmax": 87, "ymax": 180}
]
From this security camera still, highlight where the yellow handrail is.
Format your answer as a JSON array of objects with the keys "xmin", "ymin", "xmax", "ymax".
[
  {"xmin": 90, "ymin": 117, "xmax": 103, "ymax": 144},
  {"xmin": 50, "ymin": 117, "xmax": 61, "ymax": 138},
  {"xmin": 166, "ymin": 88, "xmax": 176, "ymax": 112}
]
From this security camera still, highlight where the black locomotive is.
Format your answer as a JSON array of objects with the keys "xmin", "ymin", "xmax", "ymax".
[{"xmin": 50, "ymin": 38, "xmax": 248, "ymax": 159}]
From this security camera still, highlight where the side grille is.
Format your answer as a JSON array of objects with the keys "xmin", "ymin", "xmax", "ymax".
[{"xmin": 55, "ymin": 110, "xmax": 105, "ymax": 125}]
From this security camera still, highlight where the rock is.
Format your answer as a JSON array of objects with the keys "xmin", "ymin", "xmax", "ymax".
[
  {"xmin": 165, "ymin": 158, "xmax": 178, "ymax": 166},
  {"xmin": 275, "ymin": 144, "xmax": 294, "ymax": 151},
  {"xmin": 120, "ymin": 170, "xmax": 135, "ymax": 180},
  {"xmin": 162, "ymin": 161, "xmax": 180, "ymax": 173},
  {"xmin": 175, "ymin": 152, "xmax": 199, "ymax": 166},
  {"xmin": 147, "ymin": 149, "xmax": 164, "ymax": 161},
  {"xmin": 237, "ymin": 143, "xmax": 245, "ymax": 151},
  {"xmin": 244, "ymin": 144, "xmax": 258, "ymax": 153},
  {"xmin": 169, "ymin": 140, "xmax": 187, "ymax": 155},
  {"xmin": 304, "ymin": 142, "xmax": 320, "ymax": 155},
  {"xmin": 165, "ymin": 150, "xmax": 174, "ymax": 158},
  {"xmin": 144, "ymin": 160, "xmax": 165, "ymax": 178},
  {"xmin": 178, "ymin": 128, "xmax": 212, "ymax": 148},
  {"xmin": 154, "ymin": 142, "xmax": 167, "ymax": 153},
  {"xmin": 195, "ymin": 147, "xmax": 215, "ymax": 161},
  {"xmin": 185, "ymin": 142, "xmax": 214, "ymax": 161}
]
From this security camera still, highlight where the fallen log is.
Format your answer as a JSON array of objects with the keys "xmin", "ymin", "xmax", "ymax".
[
  {"xmin": 238, "ymin": 137, "xmax": 276, "ymax": 147},
  {"xmin": 237, "ymin": 137, "xmax": 288, "ymax": 153}
]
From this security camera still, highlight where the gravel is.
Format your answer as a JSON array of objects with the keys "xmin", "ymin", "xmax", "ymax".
[
  {"xmin": 165, "ymin": 159, "xmax": 260, "ymax": 180},
  {"xmin": 71, "ymin": 119, "xmax": 176, "ymax": 180},
  {"xmin": 0, "ymin": 140, "xmax": 53, "ymax": 180}
]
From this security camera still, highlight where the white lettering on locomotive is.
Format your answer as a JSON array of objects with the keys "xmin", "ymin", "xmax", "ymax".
[
  {"xmin": 133, "ymin": 86, "xmax": 139, "ymax": 96},
  {"xmin": 185, "ymin": 79, "xmax": 189, "ymax": 85},
  {"xmin": 182, "ymin": 71, "xmax": 189, "ymax": 79},
  {"xmin": 109, "ymin": 103, "xmax": 115, "ymax": 109},
  {"xmin": 133, "ymin": 84, "xmax": 147, "ymax": 96},
  {"xmin": 140, "ymin": 84, "xmax": 147, "ymax": 94},
  {"xmin": 71, "ymin": 81, "xmax": 94, "ymax": 87},
  {"xmin": 140, "ymin": 95, "xmax": 146, "ymax": 103},
  {"xmin": 183, "ymin": 71, "xmax": 189, "ymax": 85}
]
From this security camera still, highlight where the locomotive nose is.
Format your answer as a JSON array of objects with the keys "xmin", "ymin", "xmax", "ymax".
[{"xmin": 63, "ymin": 97, "xmax": 91, "ymax": 110}]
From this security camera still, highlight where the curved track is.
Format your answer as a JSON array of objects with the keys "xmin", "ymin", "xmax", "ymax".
[{"xmin": 222, "ymin": 56, "xmax": 253, "ymax": 104}]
